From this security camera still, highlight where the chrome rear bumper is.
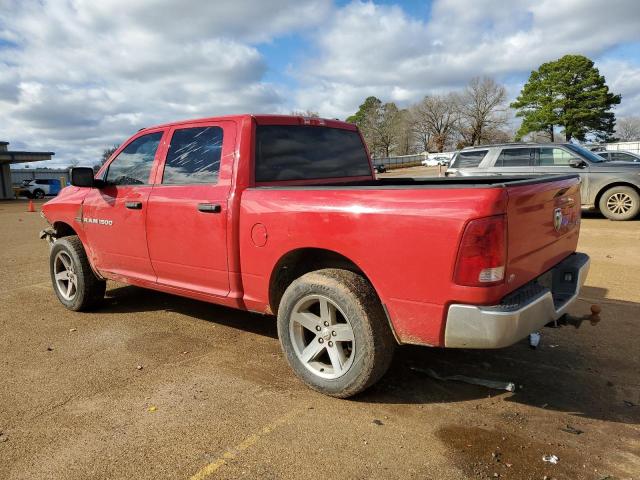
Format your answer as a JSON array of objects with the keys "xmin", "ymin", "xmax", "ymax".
[{"xmin": 444, "ymin": 253, "xmax": 590, "ymax": 348}]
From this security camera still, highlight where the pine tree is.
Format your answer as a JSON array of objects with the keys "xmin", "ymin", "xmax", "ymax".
[{"xmin": 511, "ymin": 55, "xmax": 621, "ymax": 142}]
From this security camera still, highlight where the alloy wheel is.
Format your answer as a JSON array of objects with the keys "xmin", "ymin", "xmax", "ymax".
[
  {"xmin": 289, "ymin": 294, "xmax": 355, "ymax": 379},
  {"xmin": 54, "ymin": 251, "xmax": 78, "ymax": 300},
  {"xmin": 606, "ymin": 192, "xmax": 634, "ymax": 215}
]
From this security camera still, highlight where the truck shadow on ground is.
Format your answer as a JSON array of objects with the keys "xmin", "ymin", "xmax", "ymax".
[
  {"xmin": 367, "ymin": 284, "xmax": 640, "ymax": 425},
  {"xmin": 99, "ymin": 283, "xmax": 638, "ymax": 425},
  {"xmin": 101, "ymin": 284, "xmax": 280, "ymax": 340}
]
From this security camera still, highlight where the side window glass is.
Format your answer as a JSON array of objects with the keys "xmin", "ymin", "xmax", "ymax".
[
  {"xmin": 496, "ymin": 148, "xmax": 532, "ymax": 167},
  {"xmin": 612, "ymin": 152, "xmax": 633, "ymax": 162},
  {"xmin": 162, "ymin": 126, "xmax": 223, "ymax": 184},
  {"xmin": 106, "ymin": 132, "xmax": 163, "ymax": 185},
  {"xmin": 538, "ymin": 148, "xmax": 575, "ymax": 166},
  {"xmin": 453, "ymin": 150, "xmax": 488, "ymax": 168}
]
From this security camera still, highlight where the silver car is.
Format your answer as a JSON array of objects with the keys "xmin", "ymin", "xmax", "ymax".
[{"xmin": 446, "ymin": 143, "xmax": 640, "ymax": 220}]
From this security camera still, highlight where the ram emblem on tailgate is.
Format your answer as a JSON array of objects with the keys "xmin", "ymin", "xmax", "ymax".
[{"xmin": 553, "ymin": 208, "xmax": 563, "ymax": 232}]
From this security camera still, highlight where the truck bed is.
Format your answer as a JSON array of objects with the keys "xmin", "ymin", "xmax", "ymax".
[
  {"xmin": 254, "ymin": 174, "xmax": 580, "ymax": 189},
  {"xmin": 241, "ymin": 173, "xmax": 582, "ymax": 346}
]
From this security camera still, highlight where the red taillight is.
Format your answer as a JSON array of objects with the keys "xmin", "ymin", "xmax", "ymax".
[{"xmin": 454, "ymin": 215, "xmax": 506, "ymax": 287}]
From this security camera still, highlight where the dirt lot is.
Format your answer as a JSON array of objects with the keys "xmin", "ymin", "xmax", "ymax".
[{"xmin": 1, "ymin": 191, "xmax": 639, "ymax": 480}]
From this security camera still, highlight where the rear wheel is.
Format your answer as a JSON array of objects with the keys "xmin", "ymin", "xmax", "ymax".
[
  {"xmin": 49, "ymin": 236, "xmax": 106, "ymax": 311},
  {"xmin": 33, "ymin": 189, "xmax": 45, "ymax": 199},
  {"xmin": 277, "ymin": 269, "xmax": 395, "ymax": 398},
  {"xmin": 599, "ymin": 186, "xmax": 640, "ymax": 221}
]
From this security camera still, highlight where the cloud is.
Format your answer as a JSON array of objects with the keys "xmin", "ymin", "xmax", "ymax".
[
  {"xmin": 0, "ymin": 0, "xmax": 331, "ymax": 166},
  {"xmin": 294, "ymin": 0, "xmax": 640, "ymax": 118},
  {"xmin": 1, "ymin": 0, "xmax": 639, "ymax": 166}
]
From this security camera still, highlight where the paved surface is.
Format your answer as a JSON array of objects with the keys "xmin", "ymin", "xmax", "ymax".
[{"xmin": 1, "ymin": 196, "xmax": 639, "ymax": 480}]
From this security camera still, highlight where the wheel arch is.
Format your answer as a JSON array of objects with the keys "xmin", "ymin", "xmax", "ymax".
[
  {"xmin": 595, "ymin": 182, "xmax": 640, "ymax": 210},
  {"xmin": 52, "ymin": 221, "xmax": 78, "ymax": 238},
  {"xmin": 268, "ymin": 248, "xmax": 380, "ymax": 317}
]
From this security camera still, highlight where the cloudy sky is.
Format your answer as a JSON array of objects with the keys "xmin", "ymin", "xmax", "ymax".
[{"xmin": 1, "ymin": 0, "xmax": 640, "ymax": 167}]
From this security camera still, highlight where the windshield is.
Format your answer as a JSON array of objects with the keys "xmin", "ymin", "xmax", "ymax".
[{"xmin": 565, "ymin": 144, "xmax": 606, "ymax": 163}]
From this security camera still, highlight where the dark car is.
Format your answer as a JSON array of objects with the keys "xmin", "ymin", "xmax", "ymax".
[
  {"xmin": 597, "ymin": 150, "xmax": 640, "ymax": 163},
  {"xmin": 446, "ymin": 143, "xmax": 640, "ymax": 220},
  {"xmin": 373, "ymin": 163, "xmax": 386, "ymax": 173}
]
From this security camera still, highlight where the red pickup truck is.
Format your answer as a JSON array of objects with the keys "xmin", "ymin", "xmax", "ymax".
[{"xmin": 41, "ymin": 114, "xmax": 590, "ymax": 397}]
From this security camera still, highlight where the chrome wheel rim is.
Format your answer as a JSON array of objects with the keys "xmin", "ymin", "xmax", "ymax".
[
  {"xmin": 54, "ymin": 251, "xmax": 78, "ymax": 301},
  {"xmin": 606, "ymin": 192, "xmax": 634, "ymax": 215},
  {"xmin": 289, "ymin": 294, "xmax": 355, "ymax": 379}
]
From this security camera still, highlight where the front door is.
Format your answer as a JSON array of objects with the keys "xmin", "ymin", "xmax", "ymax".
[
  {"xmin": 533, "ymin": 146, "xmax": 590, "ymax": 201},
  {"xmin": 146, "ymin": 121, "xmax": 234, "ymax": 297},
  {"xmin": 82, "ymin": 130, "xmax": 166, "ymax": 282}
]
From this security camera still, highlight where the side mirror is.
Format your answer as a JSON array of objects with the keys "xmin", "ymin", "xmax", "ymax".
[
  {"xmin": 70, "ymin": 167, "xmax": 96, "ymax": 188},
  {"xmin": 569, "ymin": 159, "xmax": 586, "ymax": 169}
]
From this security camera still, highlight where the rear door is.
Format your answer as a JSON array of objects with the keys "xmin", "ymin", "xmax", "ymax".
[
  {"xmin": 532, "ymin": 146, "xmax": 589, "ymax": 202},
  {"xmin": 82, "ymin": 129, "xmax": 166, "ymax": 281},
  {"xmin": 491, "ymin": 147, "xmax": 534, "ymax": 176},
  {"xmin": 146, "ymin": 121, "xmax": 235, "ymax": 297}
]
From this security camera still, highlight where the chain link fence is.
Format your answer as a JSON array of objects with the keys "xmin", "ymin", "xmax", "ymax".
[{"xmin": 373, "ymin": 153, "xmax": 426, "ymax": 169}]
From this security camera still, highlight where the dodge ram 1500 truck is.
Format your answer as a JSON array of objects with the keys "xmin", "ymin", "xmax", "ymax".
[{"xmin": 41, "ymin": 114, "xmax": 590, "ymax": 397}]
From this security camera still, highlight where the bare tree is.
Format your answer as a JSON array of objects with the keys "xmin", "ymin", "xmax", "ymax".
[
  {"xmin": 616, "ymin": 116, "xmax": 640, "ymax": 141},
  {"xmin": 101, "ymin": 145, "xmax": 119, "ymax": 164},
  {"xmin": 410, "ymin": 94, "xmax": 458, "ymax": 152},
  {"xmin": 393, "ymin": 109, "xmax": 413, "ymax": 155},
  {"xmin": 290, "ymin": 110, "xmax": 320, "ymax": 118},
  {"xmin": 370, "ymin": 103, "xmax": 402, "ymax": 157},
  {"xmin": 457, "ymin": 77, "xmax": 508, "ymax": 146}
]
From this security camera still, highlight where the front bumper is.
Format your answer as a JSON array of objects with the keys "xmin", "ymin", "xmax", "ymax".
[{"xmin": 444, "ymin": 253, "xmax": 590, "ymax": 348}]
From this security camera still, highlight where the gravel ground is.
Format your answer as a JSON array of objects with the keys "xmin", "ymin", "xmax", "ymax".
[{"xmin": 0, "ymin": 193, "xmax": 638, "ymax": 480}]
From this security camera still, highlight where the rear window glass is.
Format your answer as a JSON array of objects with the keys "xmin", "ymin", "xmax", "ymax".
[
  {"xmin": 452, "ymin": 150, "xmax": 487, "ymax": 168},
  {"xmin": 162, "ymin": 126, "xmax": 223, "ymax": 185},
  {"xmin": 495, "ymin": 148, "xmax": 533, "ymax": 167},
  {"xmin": 255, "ymin": 125, "xmax": 371, "ymax": 182}
]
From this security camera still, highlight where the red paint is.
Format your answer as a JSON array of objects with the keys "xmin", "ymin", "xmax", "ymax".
[{"xmin": 42, "ymin": 114, "xmax": 582, "ymax": 347}]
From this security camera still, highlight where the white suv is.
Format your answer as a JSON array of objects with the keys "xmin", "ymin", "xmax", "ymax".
[{"xmin": 19, "ymin": 179, "xmax": 62, "ymax": 199}]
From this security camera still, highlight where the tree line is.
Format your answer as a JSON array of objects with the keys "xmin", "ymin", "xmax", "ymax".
[
  {"xmin": 347, "ymin": 55, "xmax": 624, "ymax": 157},
  {"xmin": 346, "ymin": 76, "xmax": 510, "ymax": 157}
]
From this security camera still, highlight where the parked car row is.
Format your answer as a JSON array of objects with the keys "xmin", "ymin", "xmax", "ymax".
[{"xmin": 446, "ymin": 142, "xmax": 640, "ymax": 221}]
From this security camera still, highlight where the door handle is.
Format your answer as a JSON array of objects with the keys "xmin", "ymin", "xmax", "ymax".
[
  {"xmin": 197, "ymin": 203, "xmax": 221, "ymax": 213},
  {"xmin": 125, "ymin": 201, "xmax": 142, "ymax": 210}
]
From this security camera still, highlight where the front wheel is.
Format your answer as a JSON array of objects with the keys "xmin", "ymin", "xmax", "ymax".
[
  {"xmin": 33, "ymin": 189, "xmax": 45, "ymax": 199},
  {"xmin": 49, "ymin": 236, "xmax": 106, "ymax": 311},
  {"xmin": 277, "ymin": 269, "xmax": 396, "ymax": 398},
  {"xmin": 599, "ymin": 186, "xmax": 640, "ymax": 221}
]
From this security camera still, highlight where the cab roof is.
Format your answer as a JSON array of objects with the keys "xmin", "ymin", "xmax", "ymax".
[{"xmin": 139, "ymin": 114, "xmax": 357, "ymax": 132}]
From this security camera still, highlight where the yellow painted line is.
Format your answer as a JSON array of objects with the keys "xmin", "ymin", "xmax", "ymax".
[{"xmin": 189, "ymin": 408, "xmax": 301, "ymax": 480}]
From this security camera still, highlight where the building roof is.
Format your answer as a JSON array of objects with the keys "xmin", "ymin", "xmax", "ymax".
[{"xmin": 0, "ymin": 141, "xmax": 54, "ymax": 164}]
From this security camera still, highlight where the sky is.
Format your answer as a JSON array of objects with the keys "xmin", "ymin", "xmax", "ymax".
[{"xmin": 1, "ymin": 0, "xmax": 640, "ymax": 167}]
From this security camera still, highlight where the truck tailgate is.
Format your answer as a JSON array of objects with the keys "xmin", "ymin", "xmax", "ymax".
[{"xmin": 504, "ymin": 175, "xmax": 581, "ymax": 292}]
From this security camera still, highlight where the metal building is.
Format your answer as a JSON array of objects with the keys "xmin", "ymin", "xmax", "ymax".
[{"xmin": 0, "ymin": 141, "xmax": 55, "ymax": 199}]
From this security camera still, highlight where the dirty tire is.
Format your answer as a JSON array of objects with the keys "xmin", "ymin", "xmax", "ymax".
[
  {"xmin": 598, "ymin": 186, "xmax": 640, "ymax": 221},
  {"xmin": 33, "ymin": 189, "xmax": 45, "ymax": 199},
  {"xmin": 49, "ymin": 236, "xmax": 106, "ymax": 311},
  {"xmin": 277, "ymin": 268, "xmax": 396, "ymax": 398}
]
